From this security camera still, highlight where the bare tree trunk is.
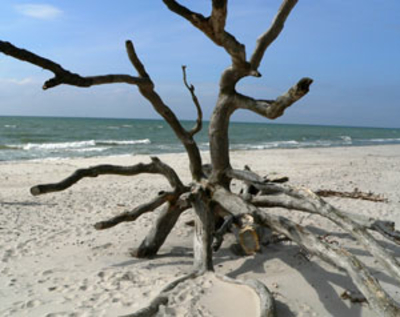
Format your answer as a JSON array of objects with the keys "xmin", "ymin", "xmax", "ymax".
[{"xmin": 192, "ymin": 189, "xmax": 214, "ymax": 272}]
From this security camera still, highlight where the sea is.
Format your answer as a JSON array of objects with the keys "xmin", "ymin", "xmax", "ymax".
[{"xmin": 1, "ymin": 116, "xmax": 400, "ymax": 162}]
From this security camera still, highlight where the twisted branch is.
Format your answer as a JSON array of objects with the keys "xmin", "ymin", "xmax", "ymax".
[
  {"xmin": 162, "ymin": 0, "xmax": 246, "ymax": 67},
  {"xmin": 0, "ymin": 40, "xmax": 149, "ymax": 89},
  {"xmin": 94, "ymin": 191, "xmax": 180, "ymax": 230},
  {"xmin": 234, "ymin": 77, "xmax": 313, "ymax": 119},
  {"xmin": 30, "ymin": 157, "xmax": 184, "ymax": 196},
  {"xmin": 182, "ymin": 65, "xmax": 203, "ymax": 136}
]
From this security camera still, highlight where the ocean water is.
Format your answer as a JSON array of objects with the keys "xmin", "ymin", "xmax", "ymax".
[{"xmin": 1, "ymin": 116, "xmax": 400, "ymax": 162}]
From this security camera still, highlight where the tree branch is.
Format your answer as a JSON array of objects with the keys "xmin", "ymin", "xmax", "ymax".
[
  {"xmin": 0, "ymin": 40, "xmax": 148, "ymax": 89},
  {"xmin": 121, "ymin": 272, "xmax": 198, "ymax": 317},
  {"xmin": 162, "ymin": 0, "xmax": 246, "ymax": 67},
  {"xmin": 122, "ymin": 40, "xmax": 204, "ymax": 180},
  {"xmin": 210, "ymin": 0, "xmax": 228, "ymax": 42},
  {"xmin": 250, "ymin": 0, "xmax": 298, "ymax": 71},
  {"xmin": 94, "ymin": 191, "xmax": 180, "ymax": 230},
  {"xmin": 250, "ymin": 194, "xmax": 400, "ymax": 245},
  {"xmin": 316, "ymin": 189, "xmax": 388, "ymax": 202},
  {"xmin": 125, "ymin": 40, "xmax": 151, "ymax": 79},
  {"xmin": 234, "ymin": 77, "xmax": 313, "ymax": 119},
  {"xmin": 182, "ymin": 65, "xmax": 203, "ymax": 136},
  {"xmin": 30, "ymin": 157, "xmax": 184, "ymax": 196}
]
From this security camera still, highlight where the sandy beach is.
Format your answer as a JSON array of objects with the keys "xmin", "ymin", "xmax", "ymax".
[{"xmin": 1, "ymin": 145, "xmax": 400, "ymax": 317}]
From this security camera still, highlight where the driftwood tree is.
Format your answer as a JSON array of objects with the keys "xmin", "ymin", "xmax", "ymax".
[{"xmin": 2, "ymin": 1, "xmax": 400, "ymax": 316}]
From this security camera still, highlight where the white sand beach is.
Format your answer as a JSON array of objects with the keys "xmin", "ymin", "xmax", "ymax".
[{"xmin": 1, "ymin": 145, "xmax": 400, "ymax": 317}]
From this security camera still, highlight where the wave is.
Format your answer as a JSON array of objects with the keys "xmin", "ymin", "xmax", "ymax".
[
  {"xmin": 4, "ymin": 125, "xmax": 17, "ymax": 128},
  {"xmin": 340, "ymin": 135, "xmax": 352, "ymax": 144},
  {"xmin": 97, "ymin": 139, "xmax": 151, "ymax": 145},
  {"xmin": 5, "ymin": 139, "xmax": 152, "ymax": 152},
  {"xmin": 72, "ymin": 147, "xmax": 109, "ymax": 153},
  {"xmin": 233, "ymin": 140, "xmax": 300, "ymax": 150},
  {"xmin": 368, "ymin": 138, "xmax": 400, "ymax": 143},
  {"xmin": 21, "ymin": 140, "xmax": 96, "ymax": 151}
]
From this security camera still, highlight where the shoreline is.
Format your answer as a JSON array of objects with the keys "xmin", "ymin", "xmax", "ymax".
[
  {"xmin": 1, "ymin": 143, "xmax": 400, "ymax": 166},
  {"xmin": 1, "ymin": 145, "xmax": 400, "ymax": 316}
]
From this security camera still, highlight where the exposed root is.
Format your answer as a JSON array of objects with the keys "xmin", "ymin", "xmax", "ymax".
[
  {"xmin": 253, "ymin": 212, "xmax": 400, "ymax": 317},
  {"xmin": 94, "ymin": 191, "xmax": 177, "ymax": 230},
  {"xmin": 316, "ymin": 188, "xmax": 388, "ymax": 202},
  {"xmin": 121, "ymin": 271, "xmax": 275, "ymax": 317},
  {"xmin": 211, "ymin": 181, "xmax": 400, "ymax": 317},
  {"xmin": 227, "ymin": 168, "xmax": 400, "ymax": 282},
  {"xmin": 120, "ymin": 272, "xmax": 198, "ymax": 317}
]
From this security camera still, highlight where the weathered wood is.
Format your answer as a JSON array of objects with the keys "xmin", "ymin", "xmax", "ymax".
[
  {"xmin": 163, "ymin": 0, "xmax": 246, "ymax": 67},
  {"xmin": 250, "ymin": 194, "xmax": 400, "ymax": 245},
  {"xmin": 250, "ymin": 0, "xmax": 299, "ymax": 71},
  {"xmin": 182, "ymin": 65, "xmax": 203, "ymax": 137},
  {"xmin": 228, "ymin": 168, "xmax": 400, "ymax": 282},
  {"xmin": 5, "ymin": 2, "xmax": 400, "ymax": 316},
  {"xmin": 212, "ymin": 214, "xmax": 233, "ymax": 251},
  {"xmin": 132, "ymin": 203, "xmax": 188, "ymax": 258},
  {"xmin": 217, "ymin": 274, "xmax": 276, "ymax": 317},
  {"xmin": 192, "ymin": 188, "xmax": 214, "ymax": 272},
  {"xmin": 212, "ymin": 185, "xmax": 262, "ymax": 254},
  {"xmin": 254, "ymin": 212, "xmax": 400, "ymax": 317},
  {"xmin": 94, "ymin": 191, "xmax": 178, "ymax": 230},
  {"xmin": 315, "ymin": 188, "xmax": 388, "ymax": 202},
  {"xmin": 211, "ymin": 184, "xmax": 400, "ymax": 316},
  {"xmin": 121, "ymin": 272, "xmax": 198, "ymax": 317},
  {"xmin": 234, "ymin": 78, "xmax": 313, "ymax": 119},
  {"xmin": 30, "ymin": 157, "xmax": 184, "ymax": 196},
  {"xmin": 0, "ymin": 40, "xmax": 149, "ymax": 89}
]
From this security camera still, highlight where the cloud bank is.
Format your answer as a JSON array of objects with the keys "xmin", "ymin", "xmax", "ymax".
[{"xmin": 15, "ymin": 4, "xmax": 62, "ymax": 20}]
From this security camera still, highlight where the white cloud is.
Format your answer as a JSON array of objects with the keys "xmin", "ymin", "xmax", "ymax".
[
  {"xmin": 0, "ymin": 77, "xmax": 36, "ymax": 85},
  {"xmin": 15, "ymin": 4, "xmax": 62, "ymax": 20}
]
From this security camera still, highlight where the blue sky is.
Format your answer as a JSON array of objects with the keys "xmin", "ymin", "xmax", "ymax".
[{"xmin": 1, "ymin": 1, "xmax": 399, "ymax": 128}]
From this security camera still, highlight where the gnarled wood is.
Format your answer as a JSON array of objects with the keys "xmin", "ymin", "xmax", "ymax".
[
  {"xmin": 182, "ymin": 65, "xmax": 203, "ymax": 137},
  {"xmin": 192, "ymin": 187, "xmax": 214, "ymax": 272},
  {"xmin": 316, "ymin": 188, "xmax": 388, "ymax": 202},
  {"xmin": 132, "ymin": 202, "xmax": 189, "ymax": 259},
  {"xmin": 227, "ymin": 168, "xmax": 400, "ymax": 282},
  {"xmin": 0, "ymin": 40, "xmax": 149, "ymax": 89},
  {"xmin": 250, "ymin": 0, "xmax": 298, "ymax": 71},
  {"xmin": 234, "ymin": 78, "xmax": 313, "ymax": 119},
  {"xmin": 4, "ymin": 2, "xmax": 399, "ymax": 316},
  {"xmin": 255, "ymin": 212, "xmax": 400, "ymax": 317},
  {"xmin": 94, "ymin": 191, "xmax": 180, "ymax": 230},
  {"xmin": 211, "ymin": 185, "xmax": 400, "ymax": 316},
  {"xmin": 30, "ymin": 157, "xmax": 184, "ymax": 196}
]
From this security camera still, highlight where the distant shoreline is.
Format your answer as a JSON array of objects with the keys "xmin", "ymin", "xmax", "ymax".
[
  {"xmin": 1, "ymin": 114, "xmax": 399, "ymax": 130},
  {"xmin": 2, "ymin": 143, "xmax": 399, "ymax": 166},
  {"xmin": 2, "ymin": 116, "xmax": 400, "ymax": 162}
]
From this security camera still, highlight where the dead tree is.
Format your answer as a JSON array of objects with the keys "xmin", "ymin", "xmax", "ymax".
[{"xmin": 2, "ymin": 1, "xmax": 400, "ymax": 316}]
